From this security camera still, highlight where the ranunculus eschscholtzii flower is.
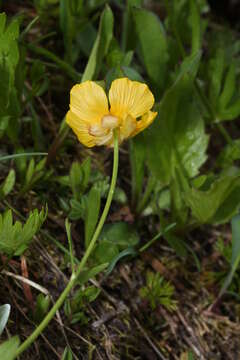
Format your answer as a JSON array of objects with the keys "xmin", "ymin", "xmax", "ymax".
[{"xmin": 66, "ymin": 77, "xmax": 157, "ymax": 147}]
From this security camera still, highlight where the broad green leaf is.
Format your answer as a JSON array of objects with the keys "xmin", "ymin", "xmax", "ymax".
[
  {"xmin": 85, "ymin": 187, "xmax": 101, "ymax": 248},
  {"xmin": 219, "ymin": 99, "xmax": 240, "ymax": 121},
  {"xmin": 92, "ymin": 222, "xmax": 140, "ymax": 264},
  {"xmin": 133, "ymin": 7, "xmax": 168, "ymax": 93},
  {"xmin": 0, "ymin": 13, "xmax": 20, "ymax": 142},
  {"xmin": 176, "ymin": 51, "xmax": 202, "ymax": 81},
  {"xmin": 82, "ymin": 5, "xmax": 113, "ymax": 81},
  {"xmin": 0, "ymin": 13, "xmax": 19, "ymax": 87},
  {"xmin": 77, "ymin": 22, "xmax": 96, "ymax": 57},
  {"xmin": 0, "ymin": 169, "xmax": 15, "ymax": 199},
  {"xmin": 92, "ymin": 240, "xmax": 119, "ymax": 263},
  {"xmin": 145, "ymin": 76, "xmax": 208, "ymax": 185},
  {"xmin": 216, "ymin": 140, "xmax": 240, "ymax": 168},
  {"xmin": 0, "ymin": 336, "xmax": 19, "ymax": 360},
  {"xmin": 0, "ymin": 304, "xmax": 10, "ymax": 335},
  {"xmin": 99, "ymin": 222, "xmax": 140, "ymax": 249},
  {"xmin": 185, "ymin": 175, "xmax": 240, "ymax": 224}
]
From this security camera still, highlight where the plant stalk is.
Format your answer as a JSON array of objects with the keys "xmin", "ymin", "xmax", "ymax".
[{"xmin": 14, "ymin": 130, "xmax": 119, "ymax": 358}]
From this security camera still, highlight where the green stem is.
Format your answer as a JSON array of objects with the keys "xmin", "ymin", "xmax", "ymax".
[
  {"xmin": 136, "ymin": 176, "xmax": 156, "ymax": 215},
  {"xmin": 14, "ymin": 130, "xmax": 119, "ymax": 358},
  {"xmin": 0, "ymin": 153, "xmax": 47, "ymax": 162}
]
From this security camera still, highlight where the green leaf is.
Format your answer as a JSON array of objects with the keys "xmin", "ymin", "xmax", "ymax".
[
  {"xmin": 219, "ymin": 99, "xmax": 240, "ymax": 121},
  {"xmin": 189, "ymin": 0, "xmax": 201, "ymax": 54},
  {"xmin": 216, "ymin": 140, "xmax": 240, "ymax": 168},
  {"xmin": 218, "ymin": 62, "xmax": 236, "ymax": 111},
  {"xmin": 0, "ymin": 206, "xmax": 47, "ymax": 256},
  {"xmin": 219, "ymin": 215, "xmax": 240, "ymax": 297},
  {"xmin": 133, "ymin": 7, "xmax": 168, "ymax": 93},
  {"xmin": 92, "ymin": 240, "xmax": 119, "ymax": 263},
  {"xmin": 0, "ymin": 304, "xmax": 10, "ymax": 335},
  {"xmin": 208, "ymin": 48, "xmax": 225, "ymax": 110},
  {"xmin": 0, "ymin": 336, "xmax": 19, "ymax": 360},
  {"xmin": 145, "ymin": 76, "xmax": 209, "ymax": 185},
  {"xmin": 61, "ymin": 347, "xmax": 73, "ymax": 360},
  {"xmin": 185, "ymin": 175, "xmax": 240, "ymax": 224},
  {"xmin": 105, "ymin": 247, "xmax": 137, "ymax": 276},
  {"xmin": 34, "ymin": 294, "xmax": 50, "ymax": 323},
  {"xmin": 78, "ymin": 263, "xmax": 108, "ymax": 285},
  {"xmin": 70, "ymin": 158, "xmax": 91, "ymax": 199},
  {"xmin": 0, "ymin": 13, "xmax": 20, "ymax": 141},
  {"xmin": 60, "ymin": 0, "xmax": 74, "ymax": 63},
  {"xmin": 99, "ymin": 222, "xmax": 140, "ymax": 250},
  {"xmin": 0, "ymin": 169, "xmax": 15, "ymax": 199},
  {"xmin": 65, "ymin": 219, "xmax": 74, "ymax": 273},
  {"xmin": 69, "ymin": 197, "xmax": 87, "ymax": 220},
  {"xmin": 82, "ymin": 5, "xmax": 113, "ymax": 81},
  {"xmin": 85, "ymin": 187, "xmax": 101, "ymax": 248},
  {"xmin": 231, "ymin": 215, "xmax": 240, "ymax": 267},
  {"xmin": 176, "ymin": 51, "xmax": 202, "ymax": 81},
  {"xmin": 129, "ymin": 134, "xmax": 146, "ymax": 207}
]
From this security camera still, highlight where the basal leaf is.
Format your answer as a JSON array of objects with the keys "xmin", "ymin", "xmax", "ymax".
[
  {"xmin": 185, "ymin": 175, "xmax": 240, "ymax": 224},
  {"xmin": 133, "ymin": 7, "xmax": 168, "ymax": 94},
  {"xmin": 145, "ymin": 76, "xmax": 208, "ymax": 185},
  {"xmin": 99, "ymin": 222, "xmax": 140, "ymax": 250},
  {"xmin": 0, "ymin": 336, "xmax": 19, "ymax": 360},
  {"xmin": 81, "ymin": 5, "xmax": 113, "ymax": 81}
]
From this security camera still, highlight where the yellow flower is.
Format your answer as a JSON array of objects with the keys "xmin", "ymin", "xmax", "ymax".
[{"xmin": 66, "ymin": 77, "xmax": 157, "ymax": 147}]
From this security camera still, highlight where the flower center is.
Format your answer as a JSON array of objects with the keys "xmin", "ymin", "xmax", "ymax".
[{"xmin": 101, "ymin": 115, "xmax": 119, "ymax": 129}]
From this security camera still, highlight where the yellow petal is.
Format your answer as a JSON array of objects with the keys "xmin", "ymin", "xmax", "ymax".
[
  {"xmin": 131, "ymin": 111, "xmax": 157, "ymax": 137},
  {"xmin": 120, "ymin": 115, "xmax": 137, "ymax": 142},
  {"xmin": 70, "ymin": 81, "xmax": 108, "ymax": 123},
  {"xmin": 66, "ymin": 110, "xmax": 96, "ymax": 147},
  {"xmin": 109, "ymin": 78, "xmax": 155, "ymax": 119}
]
